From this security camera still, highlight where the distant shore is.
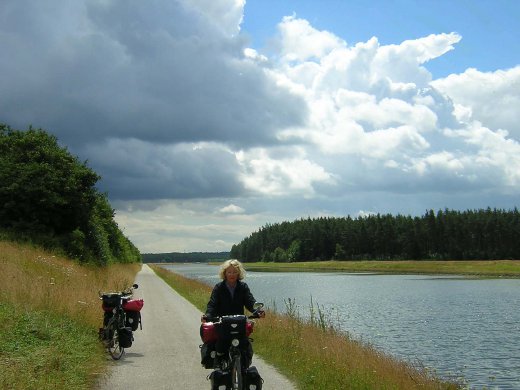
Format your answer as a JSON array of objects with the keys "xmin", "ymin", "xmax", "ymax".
[{"xmin": 241, "ymin": 259, "xmax": 520, "ymax": 277}]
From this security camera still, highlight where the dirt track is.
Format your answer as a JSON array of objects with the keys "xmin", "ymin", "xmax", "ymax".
[{"xmin": 97, "ymin": 264, "xmax": 297, "ymax": 389}]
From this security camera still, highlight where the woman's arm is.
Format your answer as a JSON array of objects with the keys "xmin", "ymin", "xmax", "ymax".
[
  {"xmin": 204, "ymin": 284, "xmax": 220, "ymax": 318},
  {"xmin": 242, "ymin": 282, "xmax": 257, "ymax": 313}
]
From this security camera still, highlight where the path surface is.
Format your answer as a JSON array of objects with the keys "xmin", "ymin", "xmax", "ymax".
[{"xmin": 97, "ymin": 264, "xmax": 297, "ymax": 390}]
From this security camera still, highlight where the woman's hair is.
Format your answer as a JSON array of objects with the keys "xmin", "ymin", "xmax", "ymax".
[{"xmin": 219, "ymin": 259, "xmax": 246, "ymax": 280}]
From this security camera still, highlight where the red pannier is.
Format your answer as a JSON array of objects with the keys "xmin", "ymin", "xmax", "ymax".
[
  {"xmin": 123, "ymin": 299, "xmax": 144, "ymax": 312},
  {"xmin": 201, "ymin": 322, "xmax": 218, "ymax": 343}
]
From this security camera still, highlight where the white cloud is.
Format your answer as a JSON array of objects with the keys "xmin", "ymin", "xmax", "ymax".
[
  {"xmin": 431, "ymin": 66, "xmax": 520, "ymax": 139},
  {"xmin": 218, "ymin": 204, "xmax": 245, "ymax": 214},
  {"xmin": 236, "ymin": 147, "xmax": 336, "ymax": 196},
  {"xmin": 277, "ymin": 15, "xmax": 345, "ymax": 62}
]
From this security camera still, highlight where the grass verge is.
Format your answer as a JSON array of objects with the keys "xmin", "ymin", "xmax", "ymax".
[
  {"xmin": 0, "ymin": 302, "xmax": 103, "ymax": 390},
  {"xmin": 150, "ymin": 264, "xmax": 461, "ymax": 390},
  {"xmin": 0, "ymin": 240, "xmax": 140, "ymax": 390}
]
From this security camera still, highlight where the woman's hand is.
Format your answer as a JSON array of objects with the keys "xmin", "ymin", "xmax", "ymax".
[
  {"xmin": 258, "ymin": 310, "xmax": 266, "ymax": 318},
  {"xmin": 201, "ymin": 314, "xmax": 208, "ymax": 323}
]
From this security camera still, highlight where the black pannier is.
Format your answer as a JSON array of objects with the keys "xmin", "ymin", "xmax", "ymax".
[
  {"xmin": 245, "ymin": 366, "xmax": 263, "ymax": 390},
  {"xmin": 200, "ymin": 342, "xmax": 217, "ymax": 369},
  {"xmin": 118, "ymin": 328, "xmax": 133, "ymax": 348},
  {"xmin": 101, "ymin": 294, "xmax": 121, "ymax": 309},
  {"xmin": 125, "ymin": 310, "xmax": 141, "ymax": 331},
  {"xmin": 242, "ymin": 339, "xmax": 254, "ymax": 368},
  {"xmin": 209, "ymin": 369, "xmax": 230, "ymax": 389}
]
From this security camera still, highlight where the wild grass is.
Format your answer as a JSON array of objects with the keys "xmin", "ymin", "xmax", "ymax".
[
  {"xmin": 0, "ymin": 240, "xmax": 141, "ymax": 390},
  {"xmin": 150, "ymin": 264, "xmax": 461, "ymax": 390},
  {"xmin": 243, "ymin": 259, "xmax": 520, "ymax": 277},
  {"xmin": 151, "ymin": 264, "xmax": 211, "ymax": 311}
]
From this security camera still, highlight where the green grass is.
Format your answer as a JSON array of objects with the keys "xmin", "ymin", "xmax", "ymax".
[
  {"xmin": 150, "ymin": 264, "xmax": 461, "ymax": 390},
  {"xmin": 0, "ymin": 302, "xmax": 105, "ymax": 390},
  {"xmin": 151, "ymin": 265, "xmax": 211, "ymax": 311},
  {"xmin": 242, "ymin": 259, "xmax": 520, "ymax": 277}
]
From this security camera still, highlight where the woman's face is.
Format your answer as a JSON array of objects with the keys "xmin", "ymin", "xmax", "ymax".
[{"xmin": 224, "ymin": 266, "xmax": 239, "ymax": 284}]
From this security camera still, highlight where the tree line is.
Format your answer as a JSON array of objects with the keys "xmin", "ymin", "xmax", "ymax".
[
  {"xmin": 0, "ymin": 123, "xmax": 140, "ymax": 265},
  {"xmin": 230, "ymin": 208, "xmax": 520, "ymax": 262},
  {"xmin": 141, "ymin": 251, "xmax": 229, "ymax": 263}
]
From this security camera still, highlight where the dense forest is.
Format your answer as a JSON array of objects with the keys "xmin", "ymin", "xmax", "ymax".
[
  {"xmin": 141, "ymin": 251, "xmax": 229, "ymax": 263},
  {"xmin": 0, "ymin": 123, "xmax": 140, "ymax": 265},
  {"xmin": 230, "ymin": 208, "xmax": 520, "ymax": 262}
]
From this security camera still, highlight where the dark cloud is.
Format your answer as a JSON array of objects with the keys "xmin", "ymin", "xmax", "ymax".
[
  {"xmin": 82, "ymin": 139, "xmax": 245, "ymax": 200},
  {"xmin": 0, "ymin": 0, "xmax": 307, "ymax": 149}
]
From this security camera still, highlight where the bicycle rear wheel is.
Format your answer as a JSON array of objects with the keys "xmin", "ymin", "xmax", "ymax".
[{"xmin": 107, "ymin": 327, "xmax": 124, "ymax": 360}]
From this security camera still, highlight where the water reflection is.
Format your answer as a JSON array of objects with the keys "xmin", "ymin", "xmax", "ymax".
[{"xmin": 161, "ymin": 263, "xmax": 520, "ymax": 389}]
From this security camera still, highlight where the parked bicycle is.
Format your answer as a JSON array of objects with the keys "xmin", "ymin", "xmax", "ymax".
[
  {"xmin": 98, "ymin": 283, "xmax": 144, "ymax": 360},
  {"xmin": 200, "ymin": 302, "xmax": 264, "ymax": 390}
]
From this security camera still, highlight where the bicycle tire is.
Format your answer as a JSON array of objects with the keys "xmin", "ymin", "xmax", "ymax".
[
  {"xmin": 107, "ymin": 326, "xmax": 124, "ymax": 360},
  {"xmin": 231, "ymin": 355, "xmax": 243, "ymax": 390}
]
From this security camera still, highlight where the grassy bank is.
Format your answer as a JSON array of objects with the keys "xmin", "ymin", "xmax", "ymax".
[
  {"xmin": 242, "ymin": 259, "xmax": 520, "ymax": 277},
  {"xmin": 0, "ymin": 240, "xmax": 140, "ymax": 390},
  {"xmin": 150, "ymin": 265, "xmax": 461, "ymax": 390}
]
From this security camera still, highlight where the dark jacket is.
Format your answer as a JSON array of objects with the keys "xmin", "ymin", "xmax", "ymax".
[{"xmin": 205, "ymin": 280, "xmax": 257, "ymax": 318}]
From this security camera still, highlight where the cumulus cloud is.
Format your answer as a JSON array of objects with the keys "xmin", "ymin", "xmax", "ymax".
[
  {"xmin": 263, "ymin": 16, "xmax": 520, "ymax": 198},
  {"xmin": 431, "ymin": 66, "xmax": 520, "ymax": 139}
]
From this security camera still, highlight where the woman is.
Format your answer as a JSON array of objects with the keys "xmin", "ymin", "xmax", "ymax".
[
  {"xmin": 202, "ymin": 259, "xmax": 264, "ymax": 320},
  {"xmin": 201, "ymin": 259, "xmax": 264, "ymax": 368}
]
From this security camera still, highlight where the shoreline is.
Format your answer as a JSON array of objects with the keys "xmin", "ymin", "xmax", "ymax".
[{"xmin": 239, "ymin": 259, "xmax": 520, "ymax": 278}]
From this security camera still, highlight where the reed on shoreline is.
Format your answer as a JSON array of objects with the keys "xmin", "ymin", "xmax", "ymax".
[{"xmin": 150, "ymin": 264, "xmax": 461, "ymax": 390}]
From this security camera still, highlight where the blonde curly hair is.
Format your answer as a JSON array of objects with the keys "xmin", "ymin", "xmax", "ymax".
[{"xmin": 218, "ymin": 259, "xmax": 246, "ymax": 280}]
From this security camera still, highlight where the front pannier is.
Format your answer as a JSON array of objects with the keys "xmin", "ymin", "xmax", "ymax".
[
  {"xmin": 245, "ymin": 366, "xmax": 263, "ymax": 390},
  {"xmin": 200, "ymin": 342, "xmax": 217, "ymax": 369},
  {"xmin": 118, "ymin": 328, "xmax": 133, "ymax": 348},
  {"xmin": 209, "ymin": 369, "xmax": 230, "ymax": 389}
]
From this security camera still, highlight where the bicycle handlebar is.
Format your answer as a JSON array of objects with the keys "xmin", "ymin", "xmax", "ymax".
[
  {"xmin": 204, "ymin": 313, "xmax": 262, "ymax": 323},
  {"xmin": 203, "ymin": 302, "xmax": 265, "ymax": 323},
  {"xmin": 98, "ymin": 283, "xmax": 139, "ymax": 299}
]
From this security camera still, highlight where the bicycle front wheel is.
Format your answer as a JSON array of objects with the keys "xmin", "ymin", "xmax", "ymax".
[
  {"xmin": 107, "ymin": 327, "xmax": 124, "ymax": 360},
  {"xmin": 231, "ymin": 355, "xmax": 243, "ymax": 390}
]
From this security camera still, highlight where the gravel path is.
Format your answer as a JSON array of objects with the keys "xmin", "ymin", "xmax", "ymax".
[{"xmin": 97, "ymin": 264, "xmax": 297, "ymax": 390}]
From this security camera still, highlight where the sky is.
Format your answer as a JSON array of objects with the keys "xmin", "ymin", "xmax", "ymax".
[{"xmin": 1, "ymin": 0, "xmax": 520, "ymax": 254}]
